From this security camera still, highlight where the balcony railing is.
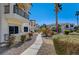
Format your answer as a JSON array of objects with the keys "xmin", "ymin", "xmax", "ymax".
[{"xmin": 13, "ymin": 5, "xmax": 29, "ymax": 19}]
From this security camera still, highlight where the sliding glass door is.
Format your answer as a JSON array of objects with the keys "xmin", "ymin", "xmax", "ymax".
[{"xmin": 9, "ymin": 26, "xmax": 19, "ymax": 34}]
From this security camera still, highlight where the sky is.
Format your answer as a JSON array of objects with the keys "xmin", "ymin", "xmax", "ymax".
[{"xmin": 29, "ymin": 3, "xmax": 79, "ymax": 25}]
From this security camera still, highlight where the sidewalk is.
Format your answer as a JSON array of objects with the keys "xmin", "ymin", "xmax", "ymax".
[
  {"xmin": 0, "ymin": 33, "xmax": 37, "ymax": 55},
  {"xmin": 21, "ymin": 33, "xmax": 43, "ymax": 55}
]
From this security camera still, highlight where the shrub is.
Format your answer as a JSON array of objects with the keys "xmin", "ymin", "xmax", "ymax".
[
  {"xmin": 76, "ymin": 30, "xmax": 79, "ymax": 33},
  {"xmin": 53, "ymin": 34, "xmax": 79, "ymax": 55},
  {"xmin": 27, "ymin": 32, "xmax": 33, "ymax": 40},
  {"xmin": 64, "ymin": 30, "xmax": 70, "ymax": 35},
  {"xmin": 54, "ymin": 32, "xmax": 57, "ymax": 35},
  {"xmin": 20, "ymin": 35, "xmax": 26, "ymax": 43},
  {"xmin": 53, "ymin": 39, "xmax": 66, "ymax": 54},
  {"xmin": 7, "ymin": 35, "xmax": 15, "ymax": 47},
  {"xmin": 29, "ymin": 32, "xmax": 33, "ymax": 37},
  {"xmin": 42, "ymin": 27, "xmax": 54, "ymax": 37},
  {"xmin": 70, "ymin": 30, "xmax": 73, "ymax": 33}
]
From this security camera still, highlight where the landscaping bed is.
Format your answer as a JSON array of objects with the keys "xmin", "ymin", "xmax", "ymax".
[
  {"xmin": 0, "ymin": 33, "xmax": 37, "ymax": 55},
  {"xmin": 53, "ymin": 34, "xmax": 79, "ymax": 55}
]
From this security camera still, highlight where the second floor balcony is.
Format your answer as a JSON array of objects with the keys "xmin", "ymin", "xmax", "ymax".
[{"xmin": 13, "ymin": 5, "xmax": 29, "ymax": 19}]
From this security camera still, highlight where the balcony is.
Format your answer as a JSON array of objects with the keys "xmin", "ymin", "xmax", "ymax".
[{"xmin": 13, "ymin": 5, "xmax": 29, "ymax": 19}]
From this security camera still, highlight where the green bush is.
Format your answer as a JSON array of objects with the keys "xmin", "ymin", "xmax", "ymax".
[
  {"xmin": 20, "ymin": 35, "xmax": 26, "ymax": 43},
  {"xmin": 70, "ymin": 30, "xmax": 73, "ymax": 33},
  {"xmin": 64, "ymin": 30, "xmax": 70, "ymax": 35},
  {"xmin": 76, "ymin": 30, "xmax": 79, "ymax": 33}
]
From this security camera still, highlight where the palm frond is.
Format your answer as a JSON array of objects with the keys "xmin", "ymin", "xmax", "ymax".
[
  {"xmin": 75, "ymin": 11, "xmax": 79, "ymax": 16},
  {"xmin": 28, "ymin": 11, "xmax": 31, "ymax": 15},
  {"xmin": 58, "ymin": 3, "xmax": 62, "ymax": 10}
]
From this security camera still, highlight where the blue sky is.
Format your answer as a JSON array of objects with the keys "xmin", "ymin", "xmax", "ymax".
[{"xmin": 29, "ymin": 3, "xmax": 79, "ymax": 25}]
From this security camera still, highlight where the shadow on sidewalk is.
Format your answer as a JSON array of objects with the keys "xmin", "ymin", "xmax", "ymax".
[{"xmin": 0, "ymin": 46, "xmax": 11, "ymax": 54}]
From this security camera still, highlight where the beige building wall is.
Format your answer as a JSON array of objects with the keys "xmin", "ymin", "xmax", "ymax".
[
  {"xmin": 0, "ymin": 4, "xmax": 9, "ymax": 42},
  {"xmin": 0, "ymin": 3, "xmax": 31, "ymax": 43},
  {"xmin": 29, "ymin": 20, "xmax": 36, "ymax": 32}
]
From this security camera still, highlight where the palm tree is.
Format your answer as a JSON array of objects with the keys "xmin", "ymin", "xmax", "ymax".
[
  {"xmin": 54, "ymin": 3, "xmax": 62, "ymax": 33},
  {"xmin": 75, "ymin": 11, "xmax": 79, "ymax": 26}
]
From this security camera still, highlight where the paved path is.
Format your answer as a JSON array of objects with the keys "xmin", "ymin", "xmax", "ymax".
[
  {"xmin": 37, "ymin": 37, "xmax": 56, "ymax": 55},
  {"xmin": 0, "ymin": 33, "xmax": 37, "ymax": 55},
  {"xmin": 21, "ymin": 33, "xmax": 43, "ymax": 55}
]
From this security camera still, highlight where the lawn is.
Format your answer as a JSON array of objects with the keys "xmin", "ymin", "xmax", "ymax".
[{"xmin": 52, "ymin": 34, "xmax": 79, "ymax": 55}]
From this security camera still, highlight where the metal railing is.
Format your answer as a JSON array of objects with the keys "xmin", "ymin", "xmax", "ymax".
[{"xmin": 13, "ymin": 5, "xmax": 29, "ymax": 19}]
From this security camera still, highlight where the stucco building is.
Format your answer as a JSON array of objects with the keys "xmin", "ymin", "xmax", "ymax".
[
  {"xmin": 0, "ymin": 3, "xmax": 31, "ymax": 43},
  {"xmin": 29, "ymin": 20, "xmax": 37, "ymax": 32},
  {"xmin": 61, "ymin": 23, "xmax": 75, "ymax": 33}
]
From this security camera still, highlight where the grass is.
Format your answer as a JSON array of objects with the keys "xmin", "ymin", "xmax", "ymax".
[
  {"xmin": 53, "ymin": 39, "xmax": 66, "ymax": 54},
  {"xmin": 53, "ymin": 34, "xmax": 79, "ymax": 55}
]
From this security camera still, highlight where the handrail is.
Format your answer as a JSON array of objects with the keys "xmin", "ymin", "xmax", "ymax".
[{"xmin": 13, "ymin": 5, "xmax": 29, "ymax": 19}]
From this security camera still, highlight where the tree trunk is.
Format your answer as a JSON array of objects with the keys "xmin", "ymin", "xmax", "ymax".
[
  {"xmin": 55, "ymin": 4, "xmax": 59, "ymax": 33},
  {"xmin": 77, "ymin": 16, "xmax": 78, "ymax": 26},
  {"xmin": 56, "ymin": 11, "xmax": 58, "ymax": 33}
]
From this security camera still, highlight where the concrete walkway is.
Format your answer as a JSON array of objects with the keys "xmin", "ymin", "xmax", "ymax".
[
  {"xmin": 21, "ymin": 33, "xmax": 43, "ymax": 55},
  {"xmin": 0, "ymin": 33, "xmax": 37, "ymax": 55}
]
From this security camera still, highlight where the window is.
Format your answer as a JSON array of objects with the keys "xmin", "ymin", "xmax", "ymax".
[
  {"xmin": 66, "ymin": 25, "xmax": 69, "ymax": 28},
  {"xmin": 9, "ymin": 26, "xmax": 19, "ymax": 34},
  {"xmin": 15, "ymin": 26, "xmax": 19, "ymax": 34},
  {"xmin": 70, "ymin": 24, "xmax": 73, "ymax": 27},
  {"xmin": 13, "ymin": 5, "xmax": 18, "ymax": 13},
  {"xmin": 24, "ymin": 27, "xmax": 28, "ymax": 32},
  {"xmin": 9, "ymin": 26, "xmax": 14, "ymax": 34},
  {"xmin": 4, "ymin": 5, "xmax": 10, "ymax": 14}
]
